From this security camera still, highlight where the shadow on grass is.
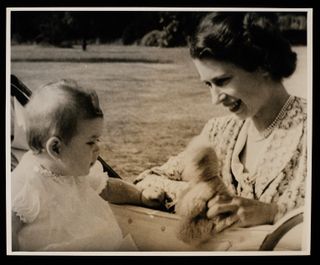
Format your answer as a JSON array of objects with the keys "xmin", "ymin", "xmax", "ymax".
[{"xmin": 11, "ymin": 58, "xmax": 173, "ymax": 64}]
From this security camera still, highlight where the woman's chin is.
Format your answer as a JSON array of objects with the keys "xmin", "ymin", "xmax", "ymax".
[
  {"xmin": 231, "ymin": 108, "xmax": 247, "ymax": 120},
  {"xmin": 233, "ymin": 112, "xmax": 247, "ymax": 120}
]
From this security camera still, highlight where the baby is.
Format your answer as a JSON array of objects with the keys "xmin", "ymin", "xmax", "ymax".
[{"xmin": 11, "ymin": 79, "xmax": 156, "ymax": 251}]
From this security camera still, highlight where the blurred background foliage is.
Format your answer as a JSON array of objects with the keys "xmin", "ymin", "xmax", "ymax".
[{"xmin": 11, "ymin": 11, "xmax": 307, "ymax": 49}]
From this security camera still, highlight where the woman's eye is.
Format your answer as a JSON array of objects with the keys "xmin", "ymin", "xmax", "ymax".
[
  {"xmin": 204, "ymin": 81, "xmax": 212, "ymax": 88},
  {"xmin": 86, "ymin": 142, "xmax": 94, "ymax": 146},
  {"xmin": 214, "ymin": 77, "xmax": 231, "ymax": 87}
]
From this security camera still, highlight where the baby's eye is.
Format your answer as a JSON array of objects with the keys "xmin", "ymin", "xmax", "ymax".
[{"xmin": 86, "ymin": 138, "xmax": 100, "ymax": 146}]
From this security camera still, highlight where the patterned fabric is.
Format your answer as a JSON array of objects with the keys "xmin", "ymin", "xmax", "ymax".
[{"xmin": 134, "ymin": 96, "xmax": 307, "ymax": 223}]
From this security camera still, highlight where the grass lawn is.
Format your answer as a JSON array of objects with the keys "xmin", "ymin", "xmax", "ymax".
[{"xmin": 10, "ymin": 44, "xmax": 308, "ymax": 182}]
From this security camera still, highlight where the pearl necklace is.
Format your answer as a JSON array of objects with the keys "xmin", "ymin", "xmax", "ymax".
[{"xmin": 249, "ymin": 95, "xmax": 295, "ymax": 142}]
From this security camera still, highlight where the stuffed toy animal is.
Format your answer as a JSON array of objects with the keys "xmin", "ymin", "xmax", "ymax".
[
  {"xmin": 136, "ymin": 135, "xmax": 232, "ymax": 245},
  {"xmin": 175, "ymin": 136, "xmax": 232, "ymax": 245}
]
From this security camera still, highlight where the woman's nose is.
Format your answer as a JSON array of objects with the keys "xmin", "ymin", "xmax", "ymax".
[{"xmin": 210, "ymin": 87, "xmax": 226, "ymax": 105}]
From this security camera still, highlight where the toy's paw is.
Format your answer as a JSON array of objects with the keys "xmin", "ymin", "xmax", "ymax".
[
  {"xmin": 176, "ymin": 191, "xmax": 207, "ymax": 218},
  {"xmin": 176, "ymin": 181, "xmax": 215, "ymax": 218},
  {"xmin": 177, "ymin": 217, "xmax": 216, "ymax": 245},
  {"xmin": 141, "ymin": 187, "xmax": 165, "ymax": 208}
]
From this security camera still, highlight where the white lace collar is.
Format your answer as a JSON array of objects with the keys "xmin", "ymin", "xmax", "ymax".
[{"xmin": 33, "ymin": 165, "xmax": 82, "ymax": 185}]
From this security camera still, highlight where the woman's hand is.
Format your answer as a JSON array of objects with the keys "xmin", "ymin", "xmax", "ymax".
[{"xmin": 207, "ymin": 195, "xmax": 278, "ymax": 233}]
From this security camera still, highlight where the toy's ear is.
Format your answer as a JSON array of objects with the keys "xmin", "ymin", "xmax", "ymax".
[{"xmin": 46, "ymin": 136, "xmax": 62, "ymax": 159}]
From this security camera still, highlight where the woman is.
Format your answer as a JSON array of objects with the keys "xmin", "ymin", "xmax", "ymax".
[{"xmin": 134, "ymin": 12, "xmax": 307, "ymax": 232}]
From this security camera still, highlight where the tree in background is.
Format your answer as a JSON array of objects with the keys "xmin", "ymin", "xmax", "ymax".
[
  {"xmin": 11, "ymin": 11, "xmax": 307, "ymax": 48},
  {"xmin": 11, "ymin": 12, "xmax": 39, "ymax": 44},
  {"xmin": 36, "ymin": 12, "xmax": 75, "ymax": 47},
  {"xmin": 140, "ymin": 12, "xmax": 206, "ymax": 47},
  {"xmin": 121, "ymin": 12, "xmax": 160, "ymax": 45},
  {"xmin": 11, "ymin": 11, "xmax": 76, "ymax": 47}
]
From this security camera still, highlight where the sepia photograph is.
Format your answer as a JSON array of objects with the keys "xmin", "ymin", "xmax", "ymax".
[{"xmin": 6, "ymin": 6, "xmax": 312, "ymax": 255}]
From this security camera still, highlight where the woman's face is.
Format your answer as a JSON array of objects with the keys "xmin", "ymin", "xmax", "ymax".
[{"xmin": 193, "ymin": 58, "xmax": 274, "ymax": 120}]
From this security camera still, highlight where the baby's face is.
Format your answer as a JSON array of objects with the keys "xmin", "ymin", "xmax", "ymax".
[{"xmin": 59, "ymin": 118, "xmax": 103, "ymax": 176}]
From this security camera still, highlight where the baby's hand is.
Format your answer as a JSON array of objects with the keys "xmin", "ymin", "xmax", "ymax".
[{"xmin": 141, "ymin": 187, "xmax": 165, "ymax": 208}]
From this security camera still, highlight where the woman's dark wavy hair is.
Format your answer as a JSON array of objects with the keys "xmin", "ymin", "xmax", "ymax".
[{"xmin": 189, "ymin": 12, "xmax": 297, "ymax": 81}]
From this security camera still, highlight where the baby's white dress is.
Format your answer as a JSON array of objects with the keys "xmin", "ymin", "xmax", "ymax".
[{"xmin": 11, "ymin": 151, "xmax": 130, "ymax": 251}]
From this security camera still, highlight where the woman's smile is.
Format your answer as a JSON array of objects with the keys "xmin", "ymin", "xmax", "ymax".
[{"xmin": 223, "ymin": 99, "xmax": 242, "ymax": 113}]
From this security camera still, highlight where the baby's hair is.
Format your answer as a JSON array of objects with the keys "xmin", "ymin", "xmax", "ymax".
[
  {"xmin": 189, "ymin": 12, "xmax": 297, "ymax": 81},
  {"xmin": 25, "ymin": 79, "xmax": 104, "ymax": 153}
]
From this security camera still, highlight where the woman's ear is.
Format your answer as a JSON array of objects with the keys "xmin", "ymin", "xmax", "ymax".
[
  {"xmin": 46, "ymin": 136, "xmax": 62, "ymax": 159},
  {"xmin": 258, "ymin": 67, "xmax": 270, "ymax": 79}
]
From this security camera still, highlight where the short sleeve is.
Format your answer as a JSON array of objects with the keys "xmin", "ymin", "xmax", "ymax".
[{"xmin": 87, "ymin": 161, "xmax": 109, "ymax": 194}]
